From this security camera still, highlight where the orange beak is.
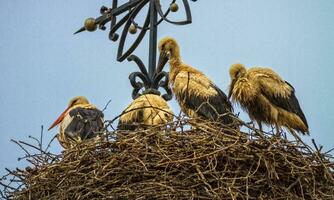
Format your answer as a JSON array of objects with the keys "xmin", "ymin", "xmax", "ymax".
[{"xmin": 48, "ymin": 106, "xmax": 71, "ymax": 131}]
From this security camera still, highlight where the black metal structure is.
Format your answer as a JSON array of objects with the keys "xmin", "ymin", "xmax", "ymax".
[{"xmin": 75, "ymin": 0, "xmax": 197, "ymax": 100}]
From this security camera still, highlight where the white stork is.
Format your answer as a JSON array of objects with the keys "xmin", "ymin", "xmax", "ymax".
[
  {"xmin": 228, "ymin": 63, "xmax": 309, "ymax": 135},
  {"xmin": 48, "ymin": 96, "xmax": 104, "ymax": 149},
  {"xmin": 157, "ymin": 37, "xmax": 235, "ymax": 126},
  {"xmin": 118, "ymin": 94, "xmax": 174, "ymax": 130}
]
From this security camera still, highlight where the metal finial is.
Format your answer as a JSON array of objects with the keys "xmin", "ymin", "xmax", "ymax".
[{"xmin": 75, "ymin": 0, "xmax": 196, "ymax": 100}]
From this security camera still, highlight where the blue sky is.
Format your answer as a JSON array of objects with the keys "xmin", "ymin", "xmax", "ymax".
[{"xmin": 0, "ymin": 0, "xmax": 333, "ymax": 175}]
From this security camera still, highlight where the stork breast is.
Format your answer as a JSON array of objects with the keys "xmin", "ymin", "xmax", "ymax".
[{"xmin": 60, "ymin": 114, "xmax": 76, "ymax": 137}]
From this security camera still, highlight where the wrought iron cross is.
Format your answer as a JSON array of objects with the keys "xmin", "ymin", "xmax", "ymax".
[{"xmin": 75, "ymin": 0, "xmax": 197, "ymax": 100}]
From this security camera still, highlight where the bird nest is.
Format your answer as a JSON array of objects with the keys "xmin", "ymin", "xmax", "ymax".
[{"xmin": 1, "ymin": 118, "xmax": 334, "ymax": 200}]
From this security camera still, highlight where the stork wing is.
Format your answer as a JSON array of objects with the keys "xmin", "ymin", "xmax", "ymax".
[
  {"xmin": 254, "ymin": 69, "xmax": 308, "ymax": 129},
  {"xmin": 65, "ymin": 107, "xmax": 104, "ymax": 139},
  {"xmin": 174, "ymin": 71, "xmax": 234, "ymax": 124}
]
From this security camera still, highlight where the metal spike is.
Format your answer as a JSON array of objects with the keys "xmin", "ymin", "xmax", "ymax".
[{"xmin": 73, "ymin": 27, "xmax": 86, "ymax": 35}]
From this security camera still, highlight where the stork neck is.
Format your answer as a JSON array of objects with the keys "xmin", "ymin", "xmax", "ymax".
[
  {"xmin": 169, "ymin": 57, "xmax": 182, "ymax": 67},
  {"xmin": 168, "ymin": 58, "xmax": 182, "ymax": 83},
  {"xmin": 72, "ymin": 103, "xmax": 95, "ymax": 110}
]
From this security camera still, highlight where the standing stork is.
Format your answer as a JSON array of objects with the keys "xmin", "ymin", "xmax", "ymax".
[
  {"xmin": 228, "ymin": 63, "xmax": 309, "ymax": 135},
  {"xmin": 118, "ymin": 94, "xmax": 174, "ymax": 130},
  {"xmin": 157, "ymin": 37, "xmax": 235, "ymax": 126},
  {"xmin": 48, "ymin": 96, "xmax": 104, "ymax": 149}
]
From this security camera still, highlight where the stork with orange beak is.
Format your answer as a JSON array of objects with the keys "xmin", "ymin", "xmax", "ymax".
[
  {"xmin": 157, "ymin": 37, "xmax": 235, "ymax": 126},
  {"xmin": 48, "ymin": 96, "xmax": 104, "ymax": 149}
]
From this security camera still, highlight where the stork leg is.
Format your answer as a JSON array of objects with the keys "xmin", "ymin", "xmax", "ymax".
[
  {"xmin": 275, "ymin": 123, "xmax": 281, "ymax": 137},
  {"xmin": 256, "ymin": 120, "xmax": 263, "ymax": 132}
]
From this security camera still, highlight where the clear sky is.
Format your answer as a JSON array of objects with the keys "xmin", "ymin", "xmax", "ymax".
[{"xmin": 0, "ymin": 0, "xmax": 333, "ymax": 175}]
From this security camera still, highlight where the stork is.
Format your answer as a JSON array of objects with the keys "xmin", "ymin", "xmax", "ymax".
[
  {"xmin": 118, "ymin": 94, "xmax": 174, "ymax": 130},
  {"xmin": 157, "ymin": 37, "xmax": 235, "ymax": 126},
  {"xmin": 228, "ymin": 63, "xmax": 309, "ymax": 135},
  {"xmin": 48, "ymin": 96, "xmax": 104, "ymax": 149}
]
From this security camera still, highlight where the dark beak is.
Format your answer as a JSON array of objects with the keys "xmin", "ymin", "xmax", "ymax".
[
  {"xmin": 156, "ymin": 52, "xmax": 169, "ymax": 73},
  {"xmin": 228, "ymin": 79, "xmax": 236, "ymax": 100}
]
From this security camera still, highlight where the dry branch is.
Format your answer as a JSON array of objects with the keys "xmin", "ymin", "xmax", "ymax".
[{"xmin": 1, "ymin": 118, "xmax": 333, "ymax": 200}]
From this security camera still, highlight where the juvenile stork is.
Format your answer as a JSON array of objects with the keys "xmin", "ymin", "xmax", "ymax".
[
  {"xmin": 48, "ymin": 96, "xmax": 104, "ymax": 149},
  {"xmin": 157, "ymin": 37, "xmax": 234, "ymax": 126},
  {"xmin": 118, "ymin": 94, "xmax": 174, "ymax": 130},
  {"xmin": 228, "ymin": 63, "xmax": 309, "ymax": 135}
]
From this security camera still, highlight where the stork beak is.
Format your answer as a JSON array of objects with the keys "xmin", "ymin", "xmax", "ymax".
[
  {"xmin": 48, "ymin": 106, "xmax": 71, "ymax": 131},
  {"xmin": 157, "ymin": 51, "xmax": 169, "ymax": 73},
  {"xmin": 228, "ymin": 79, "xmax": 236, "ymax": 100}
]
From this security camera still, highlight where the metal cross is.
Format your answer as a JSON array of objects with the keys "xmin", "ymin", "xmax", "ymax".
[{"xmin": 75, "ymin": 0, "xmax": 197, "ymax": 100}]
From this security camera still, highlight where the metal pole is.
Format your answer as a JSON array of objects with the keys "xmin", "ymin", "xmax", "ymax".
[{"xmin": 148, "ymin": 0, "xmax": 158, "ymax": 81}]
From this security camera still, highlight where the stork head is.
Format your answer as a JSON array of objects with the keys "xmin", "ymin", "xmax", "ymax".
[
  {"xmin": 48, "ymin": 96, "xmax": 90, "ymax": 131},
  {"xmin": 228, "ymin": 63, "xmax": 247, "ymax": 99},
  {"xmin": 229, "ymin": 63, "xmax": 246, "ymax": 80},
  {"xmin": 157, "ymin": 37, "xmax": 180, "ymax": 72},
  {"xmin": 67, "ymin": 96, "xmax": 89, "ymax": 107}
]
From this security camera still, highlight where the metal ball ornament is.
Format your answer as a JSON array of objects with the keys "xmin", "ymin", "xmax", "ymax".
[
  {"xmin": 84, "ymin": 18, "xmax": 97, "ymax": 32},
  {"xmin": 129, "ymin": 24, "xmax": 137, "ymax": 34},
  {"xmin": 170, "ymin": 3, "xmax": 179, "ymax": 12}
]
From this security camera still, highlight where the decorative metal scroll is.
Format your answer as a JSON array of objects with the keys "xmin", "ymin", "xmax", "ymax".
[{"xmin": 75, "ymin": 0, "xmax": 197, "ymax": 100}]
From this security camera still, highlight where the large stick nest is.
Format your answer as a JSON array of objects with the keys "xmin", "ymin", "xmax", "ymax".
[{"xmin": 1, "ymin": 118, "xmax": 334, "ymax": 199}]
